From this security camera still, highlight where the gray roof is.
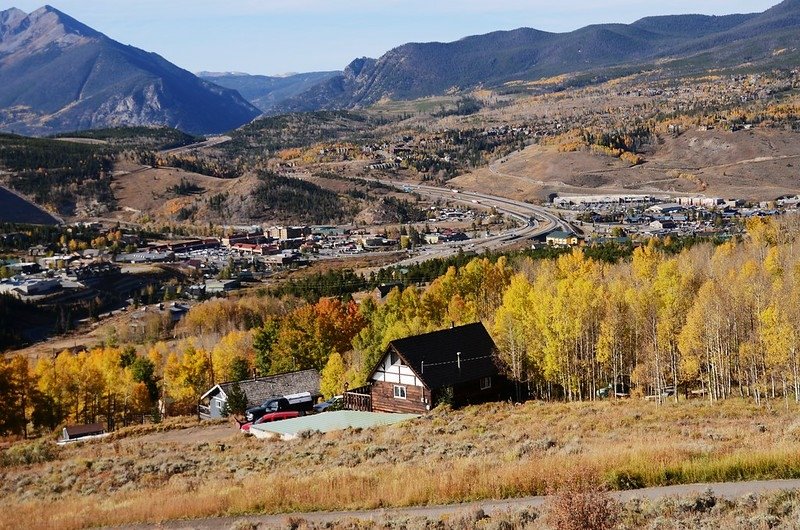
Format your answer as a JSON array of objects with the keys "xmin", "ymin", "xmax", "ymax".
[
  {"xmin": 204, "ymin": 369, "xmax": 320, "ymax": 408},
  {"xmin": 547, "ymin": 230, "xmax": 578, "ymax": 239}
]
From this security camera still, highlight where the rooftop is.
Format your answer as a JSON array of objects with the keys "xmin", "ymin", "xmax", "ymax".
[
  {"xmin": 249, "ymin": 410, "xmax": 418, "ymax": 440},
  {"xmin": 203, "ymin": 369, "xmax": 321, "ymax": 408},
  {"xmin": 383, "ymin": 322, "xmax": 500, "ymax": 390}
]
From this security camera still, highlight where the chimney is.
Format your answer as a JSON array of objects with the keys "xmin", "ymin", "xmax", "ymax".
[{"xmin": 451, "ymin": 321, "xmax": 455, "ymax": 329}]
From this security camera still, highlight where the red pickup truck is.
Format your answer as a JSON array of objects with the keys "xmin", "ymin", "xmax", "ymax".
[{"xmin": 240, "ymin": 410, "xmax": 301, "ymax": 432}]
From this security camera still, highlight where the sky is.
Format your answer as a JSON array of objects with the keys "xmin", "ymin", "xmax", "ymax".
[{"xmin": 8, "ymin": 1, "xmax": 779, "ymax": 76}]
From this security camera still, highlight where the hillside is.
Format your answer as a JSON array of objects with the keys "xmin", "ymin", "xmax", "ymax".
[
  {"xmin": 454, "ymin": 128, "xmax": 800, "ymax": 203},
  {"xmin": 0, "ymin": 186, "xmax": 60, "ymax": 225},
  {"xmin": 198, "ymin": 71, "xmax": 340, "ymax": 112},
  {"xmin": 4, "ymin": 399, "xmax": 800, "ymax": 529},
  {"xmin": 277, "ymin": 1, "xmax": 800, "ymax": 111},
  {"xmin": 0, "ymin": 133, "xmax": 114, "ymax": 216},
  {"xmin": 0, "ymin": 6, "xmax": 261, "ymax": 135},
  {"xmin": 110, "ymin": 164, "xmax": 358, "ymax": 226}
]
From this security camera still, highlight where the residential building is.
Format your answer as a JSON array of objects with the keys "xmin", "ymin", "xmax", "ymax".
[
  {"xmin": 344, "ymin": 323, "xmax": 511, "ymax": 414},
  {"xmin": 546, "ymin": 230, "xmax": 581, "ymax": 247},
  {"xmin": 198, "ymin": 369, "xmax": 321, "ymax": 419}
]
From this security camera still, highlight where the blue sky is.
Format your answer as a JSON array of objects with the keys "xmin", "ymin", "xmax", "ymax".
[{"xmin": 9, "ymin": 1, "xmax": 778, "ymax": 75}]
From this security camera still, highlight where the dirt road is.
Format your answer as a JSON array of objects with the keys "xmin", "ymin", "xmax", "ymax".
[{"xmin": 117, "ymin": 479, "xmax": 800, "ymax": 529}]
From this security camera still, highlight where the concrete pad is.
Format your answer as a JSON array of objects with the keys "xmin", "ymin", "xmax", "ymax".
[{"xmin": 248, "ymin": 410, "xmax": 419, "ymax": 440}]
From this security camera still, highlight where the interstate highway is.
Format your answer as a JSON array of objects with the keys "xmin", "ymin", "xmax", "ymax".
[{"xmin": 373, "ymin": 179, "xmax": 575, "ymax": 266}]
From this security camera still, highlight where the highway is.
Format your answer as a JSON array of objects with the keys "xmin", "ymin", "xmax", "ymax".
[
  {"xmin": 373, "ymin": 179, "xmax": 574, "ymax": 266},
  {"xmin": 159, "ymin": 135, "xmax": 232, "ymax": 155}
]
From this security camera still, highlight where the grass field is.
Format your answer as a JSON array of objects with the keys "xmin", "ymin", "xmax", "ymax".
[
  {"xmin": 259, "ymin": 489, "xmax": 800, "ymax": 530},
  {"xmin": 3, "ymin": 399, "xmax": 800, "ymax": 529}
]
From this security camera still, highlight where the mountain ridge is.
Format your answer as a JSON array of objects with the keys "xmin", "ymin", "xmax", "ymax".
[
  {"xmin": 275, "ymin": 0, "xmax": 799, "ymax": 113},
  {"xmin": 0, "ymin": 5, "xmax": 261, "ymax": 135}
]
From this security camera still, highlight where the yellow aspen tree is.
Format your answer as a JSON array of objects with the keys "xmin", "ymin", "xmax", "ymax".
[{"xmin": 493, "ymin": 273, "xmax": 534, "ymax": 401}]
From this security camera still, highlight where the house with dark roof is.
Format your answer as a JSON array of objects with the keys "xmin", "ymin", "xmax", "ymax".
[
  {"xmin": 345, "ymin": 323, "xmax": 511, "ymax": 414},
  {"xmin": 198, "ymin": 369, "xmax": 321, "ymax": 419},
  {"xmin": 374, "ymin": 281, "xmax": 404, "ymax": 302}
]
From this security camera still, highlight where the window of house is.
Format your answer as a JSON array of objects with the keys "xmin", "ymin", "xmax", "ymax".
[
  {"xmin": 393, "ymin": 385, "xmax": 407, "ymax": 399},
  {"xmin": 480, "ymin": 377, "xmax": 492, "ymax": 390}
]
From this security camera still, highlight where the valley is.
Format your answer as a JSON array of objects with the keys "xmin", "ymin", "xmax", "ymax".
[{"xmin": 3, "ymin": 2, "xmax": 800, "ymax": 530}]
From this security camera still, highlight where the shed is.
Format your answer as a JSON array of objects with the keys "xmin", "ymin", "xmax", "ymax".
[
  {"xmin": 199, "ymin": 369, "xmax": 320, "ymax": 419},
  {"xmin": 61, "ymin": 423, "xmax": 105, "ymax": 442}
]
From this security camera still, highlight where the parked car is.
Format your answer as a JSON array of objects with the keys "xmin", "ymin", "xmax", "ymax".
[
  {"xmin": 596, "ymin": 382, "xmax": 630, "ymax": 399},
  {"xmin": 313, "ymin": 395, "xmax": 343, "ymax": 413},
  {"xmin": 240, "ymin": 410, "xmax": 302, "ymax": 432},
  {"xmin": 644, "ymin": 385, "xmax": 675, "ymax": 401},
  {"xmin": 244, "ymin": 392, "xmax": 314, "ymax": 422}
]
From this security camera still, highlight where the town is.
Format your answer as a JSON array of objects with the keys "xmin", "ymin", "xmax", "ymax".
[{"xmin": 5, "ymin": 2, "xmax": 800, "ymax": 529}]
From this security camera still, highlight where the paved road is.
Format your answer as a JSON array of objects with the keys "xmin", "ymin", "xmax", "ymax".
[
  {"xmin": 118, "ymin": 479, "xmax": 800, "ymax": 529},
  {"xmin": 372, "ymin": 179, "xmax": 574, "ymax": 267},
  {"xmin": 159, "ymin": 135, "xmax": 232, "ymax": 156}
]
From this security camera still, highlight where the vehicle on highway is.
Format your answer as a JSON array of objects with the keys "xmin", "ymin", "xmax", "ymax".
[
  {"xmin": 244, "ymin": 392, "xmax": 314, "ymax": 422},
  {"xmin": 240, "ymin": 410, "xmax": 302, "ymax": 432}
]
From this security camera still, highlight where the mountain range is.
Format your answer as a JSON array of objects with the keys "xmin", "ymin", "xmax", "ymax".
[
  {"xmin": 0, "ymin": 6, "xmax": 260, "ymax": 135},
  {"xmin": 276, "ymin": 0, "xmax": 800, "ymax": 112},
  {"xmin": 197, "ymin": 71, "xmax": 340, "ymax": 112},
  {"xmin": 2, "ymin": 2, "xmax": 800, "ymax": 135}
]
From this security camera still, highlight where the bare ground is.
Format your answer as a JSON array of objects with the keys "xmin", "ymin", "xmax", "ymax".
[
  {"xmin": 453, "ymin": 129, "xmax": 800, "ymax": 202},
  {"xmin": 110, "ymin": 160, "xmax": 236, "ymax": 223}
]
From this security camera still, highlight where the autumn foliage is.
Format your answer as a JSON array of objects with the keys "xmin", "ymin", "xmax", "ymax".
[{"xmin": 8, "ymin": 218, "xmax": 800, "ymax": 437}]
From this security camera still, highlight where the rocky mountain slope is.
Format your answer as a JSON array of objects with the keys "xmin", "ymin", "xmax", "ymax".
[{"xmin": 0, "ymin": 6, "xmax": 261, "ymax": 135}]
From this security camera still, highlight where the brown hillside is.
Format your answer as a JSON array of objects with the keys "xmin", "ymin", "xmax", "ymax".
[
  {"xmin": 111, "ymin": 159, "xmax": 234, "ymax": 223},
  {"xmin": 454, "ymin": 129, "xmax": 800, "ymax": 202}
]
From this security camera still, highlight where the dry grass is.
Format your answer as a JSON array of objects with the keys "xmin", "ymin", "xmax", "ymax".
[
  {"xmin": 250, "ymin": 489, "xmax": 800, "ymax": 529},
  {"xmin": 3, "ymin": 399, "xmax": 800, "ymax": 529}
]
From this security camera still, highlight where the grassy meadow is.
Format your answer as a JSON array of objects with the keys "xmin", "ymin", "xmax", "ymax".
[{"xmin": 3, "ymin": 398, "xmax": 800, "ymax": 529}]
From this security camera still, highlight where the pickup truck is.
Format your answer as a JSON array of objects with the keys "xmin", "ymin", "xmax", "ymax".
[
  {"xmin": 240, "ymin": 410, "xmax": 301, "ymax": 432},
  {"xmin": 244, "ymin": 391, "xmax": 314, "ymax": 422}
]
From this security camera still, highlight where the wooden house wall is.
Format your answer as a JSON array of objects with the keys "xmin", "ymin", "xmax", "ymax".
[
  {"xmin": 447, "ymin": 375, "xmax": 514, "ymax": 407},
  {"xmin": 371, "ymin": 381, "xmax": 430, "ymax": 414}
]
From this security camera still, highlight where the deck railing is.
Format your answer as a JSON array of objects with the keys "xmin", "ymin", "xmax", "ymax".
[{"xmin": 343, "ymin": 385, "xmax": 372, "ymax": 412}]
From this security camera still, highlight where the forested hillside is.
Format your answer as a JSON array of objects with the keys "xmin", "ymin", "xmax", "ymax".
[
  {"xmin": 0, "ymin": 134, "xmax": 114, "ymax": 215},
  {"xmin": 223, "ymin": 111, "xmax": 381, "ymax": 162},
  {"xmin": 4, "ymin": 217, "xmax": 800, "ymax": 438},
  {"xmin": 52, "ymin": 127, "xmax": 203, "ymax": 151}
]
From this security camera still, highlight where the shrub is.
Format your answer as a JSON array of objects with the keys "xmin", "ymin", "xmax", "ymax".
[
  {"xmin": 1, "ymin": 440, "xmax": 59, "ymax": 467},
  {"xmin": 606, "ymin": 469, "xmax": 646, "ymax": 490},
  {"xmin": 545, "ymin": 469, "xmax": 621, "ymax": 530}
]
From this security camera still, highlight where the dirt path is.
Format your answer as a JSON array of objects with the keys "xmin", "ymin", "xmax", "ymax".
[{"xmin": 116, "ymin": 479, "xmax": 800, "ymax": 529}]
